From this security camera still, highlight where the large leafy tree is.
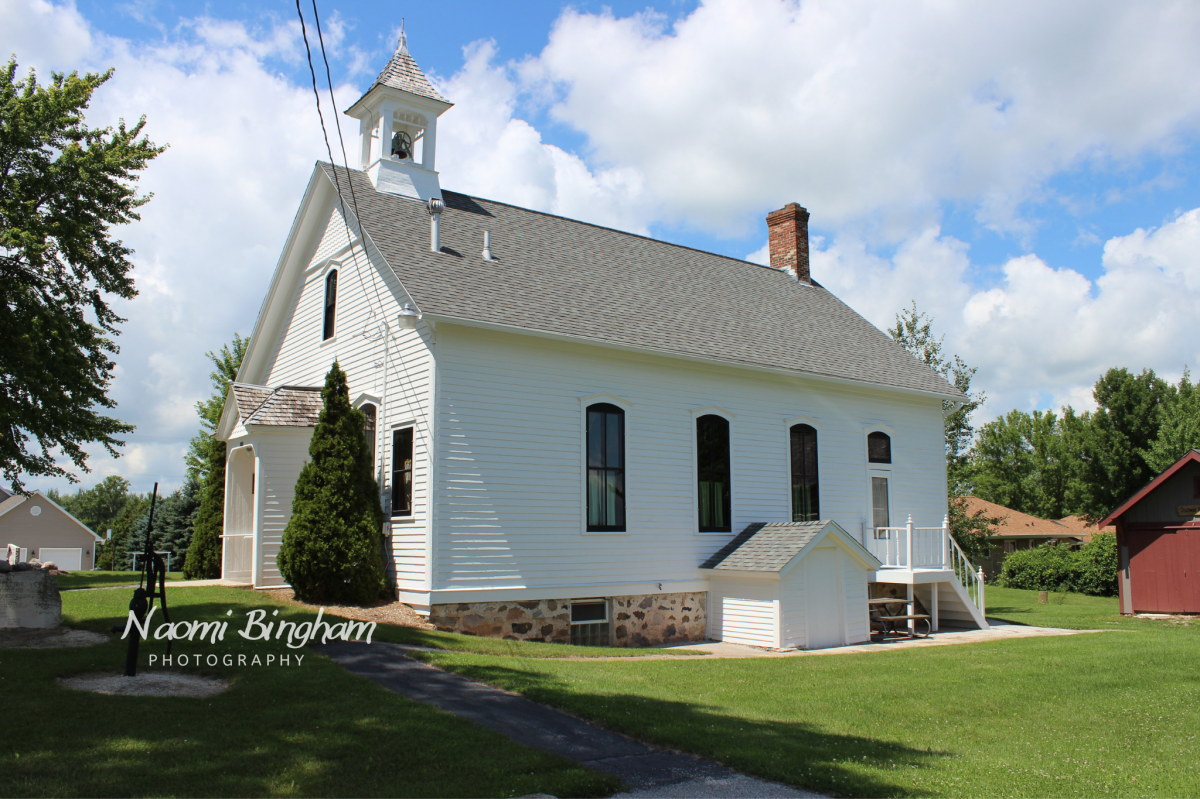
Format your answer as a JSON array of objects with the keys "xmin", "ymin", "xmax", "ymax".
[
  {"xmin": 1145, "ymin": 369, "xmax": 1200, "ymax": 473},
  {"xmin": 971, "ymin": 408, "xmax": 1087, "ymax": 519},
  {"xmin": 277, "ymin": 362, "xmax": 386, "ymax": 604},
  {"xmin": 888, "ymin": 302, "xmax": 986, "ymax": 493},
  {"xmin": 1076, "ymin": 368, "xmax": 1169, "ymax": 519},
  {"xmin": 0, "ymin": 60, "xmax": 165, "ymax": 492},
  {"xmin": 185, "ymin": 334, "xmax": 248, "ymax": 481}
]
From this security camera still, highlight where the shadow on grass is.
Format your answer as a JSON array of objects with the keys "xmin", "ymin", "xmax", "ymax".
[
  {"xmin": 428, "ymin": 660, "xmax": 948, "ymax": 798},
  {"xmin": 5, "ymin": 595, "xmax": 619, "ymax": 798}
]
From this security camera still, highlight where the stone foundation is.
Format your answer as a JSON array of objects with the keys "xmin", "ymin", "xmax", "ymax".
[{"xmin": 429, "ymin": 591, "xmax": 707, "ymax": 647}]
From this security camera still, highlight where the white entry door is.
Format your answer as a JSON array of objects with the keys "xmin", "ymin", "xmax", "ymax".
[
  {"xmin": 805, "ymin": 547, "xmax": 845, "ymax": 649},
  {"xmin": 40, "ymin": 548, "xmax": 83, "ymax": 571}
]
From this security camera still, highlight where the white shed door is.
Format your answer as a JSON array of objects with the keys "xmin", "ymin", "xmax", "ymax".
[
  {"xmin": 40, "ymin": 548, "xmax": 82, "ymax": 571},
  {"xmin": 805, "ymin": 547, "xmax": 844, "ymax": 649}
]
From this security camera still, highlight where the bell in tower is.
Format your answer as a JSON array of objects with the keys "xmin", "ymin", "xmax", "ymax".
[{"xmin": 343, "ymin": 25, "xmax": 453, "ymax": 202}]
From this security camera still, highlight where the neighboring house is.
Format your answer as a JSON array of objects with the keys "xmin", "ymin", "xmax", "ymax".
[
  {"xmin": 1100, "ymin": 449, "xmax": 1200, "ymax": 615},
  {"xmin": 0, "ymin": 491, "xmax": 103, "ymax": 570},
  {"xmin": 215, "ymin": 33, "xmax": 990, "ymax": 647},
  {"xmin": 964, "ymin": 497, "xmax": 1106, "ymax": 577}
]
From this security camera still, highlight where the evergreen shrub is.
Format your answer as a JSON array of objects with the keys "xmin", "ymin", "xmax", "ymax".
[{"xmin": 276, "ymin": 362, "xmax": 386, "ymax": 604}]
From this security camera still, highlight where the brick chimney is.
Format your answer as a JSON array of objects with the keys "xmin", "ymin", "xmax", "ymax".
[{"xmin": 766, "ymin": 203, "xmax": 810, "ymax": 283}]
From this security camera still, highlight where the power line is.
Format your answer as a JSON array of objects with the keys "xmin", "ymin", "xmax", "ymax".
[{"xmin": 293, "ymin": 0, "xmax": 387, "ymax": 336}]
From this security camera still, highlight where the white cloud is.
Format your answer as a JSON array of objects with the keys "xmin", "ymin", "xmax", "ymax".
[
  {"xmin": 810, "ymin": 208, "xmax": 1200, "ymax": 417},
  {"xmin": 528, "ymin": 0, "xmax": 1200, "ymax": 238},
  {"xmin": 434, "ymin": 40, "xmax": 651, "ymax": 233}
]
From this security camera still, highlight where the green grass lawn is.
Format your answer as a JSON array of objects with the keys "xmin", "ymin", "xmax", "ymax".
[
  {"xmin": 412, "ymin": 588, "xmax": 1200, "ymax": 798},
  {"xmin": 56, "ymin": 571, "xmax": 184, "ymax": 591},
  {"xmin": 4, "ymin": 586, "xmax": 620, "ymax": 798}
]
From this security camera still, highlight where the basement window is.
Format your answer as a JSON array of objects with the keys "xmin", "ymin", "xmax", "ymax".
[{"xmin": 570, "ymin": 600, "xmax": 609, "ymax": 647}]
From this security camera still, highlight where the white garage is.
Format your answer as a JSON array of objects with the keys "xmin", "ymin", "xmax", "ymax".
[{"xmin": 702, "ymin": 520, "xmax": 882, "ymax": 650}]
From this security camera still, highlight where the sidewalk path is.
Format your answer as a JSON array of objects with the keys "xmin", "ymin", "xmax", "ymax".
[{"xmin": 317, "ymin": 640, "xmax": 822, "ymax": 799}]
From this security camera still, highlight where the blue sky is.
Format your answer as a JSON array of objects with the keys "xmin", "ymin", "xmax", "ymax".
[{"xmin": 5, "ymin": 0, "xmax": 1200, "ymax": 494}]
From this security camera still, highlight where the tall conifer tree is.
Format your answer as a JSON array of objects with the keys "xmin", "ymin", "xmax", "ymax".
[{"xmin": 277, "ymin": 362, "xmax": 385, "ymax": 603}]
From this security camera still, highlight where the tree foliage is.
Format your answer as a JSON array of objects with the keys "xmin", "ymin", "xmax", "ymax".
[
  {"xmin": 127, "ymin": 479, "xmax": 201, "ymax": 571},
  {"xmin": 888, "ymin": 302, "xmax": 985, "ymax": 493},
  {"xmin": 184, "ymin": 441, "xmax": 226, "ymax": 579},
  {"xmin": 1145, "ymin": 368, "xmax": 1200, "ymax": 473},
  {"xmin": 998, "ymin": 534, "xmax": 1118, "ymax": 597},
  {"xmin": 276, "ymin": 362, "xmax": 386, "ymax": 604},
  {"xmin": 0, "ymin": 59, "xmax": 165, "ymax": 491},
  {"xmin": 185, "ymin": 334, "xmax": 248, "ymax": 482}
]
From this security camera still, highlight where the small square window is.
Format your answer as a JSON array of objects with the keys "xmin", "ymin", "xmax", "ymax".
[{"xmin": 570, "ymin": 600, "xmax": 609, "ymax": 647}]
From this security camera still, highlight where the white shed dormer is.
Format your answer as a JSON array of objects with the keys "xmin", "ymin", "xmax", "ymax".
[{"xmin": 343, "ymin": 26, "xmax": 452, "ymax": 202}]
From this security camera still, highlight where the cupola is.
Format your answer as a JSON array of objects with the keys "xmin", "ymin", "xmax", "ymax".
[{"xmin": 343, "ymin": 25, "xmax": 452, "ymax": 202}]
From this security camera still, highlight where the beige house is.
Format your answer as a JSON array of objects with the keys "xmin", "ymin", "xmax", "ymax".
[
  {"xmin": 0, "ymin": 491, "xmax": 102, "ymax": 571},
  {"xmin": 964, "ymin": 497, "xmax": 1111, "ymax": 578}
]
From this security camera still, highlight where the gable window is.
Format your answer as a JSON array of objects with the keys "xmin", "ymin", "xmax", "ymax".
[
  {"xmin": 868, "ymin": 431, "xmax": 891, "ymax": 464},
  {"xmin": 586, "ymin": 403, "xmax": 625, "ymax": 531},
  {"xmin": 696, "ymin": 414, "xmax": 731, "ymax": 533},
  {"xmin": 361, "ymin": 404, "xmax": 377, "ymax": 466},
  {"xmin": 790, "ymin": 424, "xmax": 819, "ymax": 522},
  {"xmin": 323, "ymin": 270, "xmax": 338, "ymax": 340},
  {"xmin": 391, "ymin": 427, "xmax": 413, "ymax": 517}
]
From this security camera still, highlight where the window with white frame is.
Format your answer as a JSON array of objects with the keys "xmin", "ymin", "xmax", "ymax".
[
  {"xmin": 570, "ymin": 600, "xmax": 609, "ymax": 646},
  {"xmin": 391, "ymin": 427, "xmax": 413, "ymax": 517},
  {"xmin": 322, "ymin": 269, "xmax": 337, "ymax": 340},
  {"xmin": 586, "ymin": 403, "xmax": 625, "ymax": 531}
]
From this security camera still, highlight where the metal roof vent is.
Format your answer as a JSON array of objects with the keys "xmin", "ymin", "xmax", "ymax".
[
  {"xmin": 482, "ymin": 230, "xmax": 494, "ymax": 261},
  {"xmin": 427, "ymin": 198, "xmax": 444, "ymax": 253}
]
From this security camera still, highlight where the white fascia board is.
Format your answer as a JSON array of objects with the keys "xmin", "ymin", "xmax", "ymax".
[
  {"xmin": 422, "ymin": 314, "xmax": 962, "ymax": 405},
  {"xmin": 215, "ymin": 392, "xmax": 242, "ymax": 442},
  {"xmin": 344, "ymin": 84, "xmax": 452, "ymax": 119}
]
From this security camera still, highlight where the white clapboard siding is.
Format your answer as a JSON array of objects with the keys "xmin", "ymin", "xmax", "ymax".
[
  {"xmin": 433, "ymin": 323, "xmax": 947, "ymax": 595},
  {"xmin": 842, "ymin": 549, "xmax": 871, "ymax": 643},
  {"xmin": 258, "ymin": 205, "xmax": 434, "ymax": 592},
  {"xmin": 255, "ymin": 430, "xmax": 314, "ymax": 587},
  {"xmin": 708, "ymin": 576, "xmax": 780, "ymax": 647},
  {"xmin": 779, "ymin": 567, "xmax": 807, "ymax": 649}
]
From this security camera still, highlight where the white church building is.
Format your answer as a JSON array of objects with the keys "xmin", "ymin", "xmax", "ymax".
[{"xmin": 216, "ymin": 33, "xmax": 988, "ymax": 648}]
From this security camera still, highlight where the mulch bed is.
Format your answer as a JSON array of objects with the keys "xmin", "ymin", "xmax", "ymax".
[{"xmin": 261, "ymin": 588, "xmax": 435, "ymax": 630}]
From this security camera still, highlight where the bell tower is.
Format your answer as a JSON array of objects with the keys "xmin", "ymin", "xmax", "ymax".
[{"xmin": 343, "ymin": 25, "xmax": 452, "ymax": 202}]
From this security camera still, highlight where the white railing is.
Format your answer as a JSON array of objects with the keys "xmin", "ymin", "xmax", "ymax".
[
  {"xmin": 868, "ymin": 515, "xmax": 949, "ymax": 569},
  {"xmin": 868, "ymin": 515, "xmax": 986, "ymax": 617},
  {"xmin": 221, "ymin": 534, "xmax": 253, "ymax": 582}
]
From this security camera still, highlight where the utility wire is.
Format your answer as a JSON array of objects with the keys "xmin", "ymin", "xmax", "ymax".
[
  {"xmin": 294, "ymin": 0, "xmax": 386, "ymax": 336},
  {"xmin": 309, "ymin": 0, "xmax": 392, "ymax": 327}
]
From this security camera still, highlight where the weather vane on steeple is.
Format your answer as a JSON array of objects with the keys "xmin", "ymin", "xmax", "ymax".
[{"xmin": 398, "ymin": 19, "xmax": 408, "ymax": 54}]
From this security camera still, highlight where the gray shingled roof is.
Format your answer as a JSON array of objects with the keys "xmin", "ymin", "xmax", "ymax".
[
  {"xmin": 231, "ymin": 383, "xmax": 323, "ymax": 427},
  {"xmin": 319, "ymin": 164, "xmax": 962, "ymax": 398},
  {"xmin": 701, "ymin": 521, "xmax": 880, "ymax": 571},
  {"xmin": 364, "ymin": 40, "xmax": 448, "ymax": 105}
]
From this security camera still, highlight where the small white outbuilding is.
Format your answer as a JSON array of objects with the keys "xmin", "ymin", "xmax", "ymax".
[{"xmin": 702, "ymin": 520, "xmax": 882, "ymax": 650}]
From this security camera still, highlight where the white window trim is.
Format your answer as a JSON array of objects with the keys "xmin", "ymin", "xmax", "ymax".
[
  {"xmin": 864, "ymin": 425, "xmax": 896, "ymax": 536},
  {"xmin": 579, "ymin": 393, "xmax": 632, "ymax": 536},
  {"xmin": 320, "ymin": 260, "xmax": 342, "ymax": 344},
  {"xmin": 691, "ymin": 405, "xmax": 737, "ymax": 535},
  {"xmin": 783, "ymin": 415, "xmax": 822, "ymax": 524}
]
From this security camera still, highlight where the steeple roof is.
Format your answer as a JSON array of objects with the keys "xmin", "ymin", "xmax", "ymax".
[{"xmin": 366, "ymin": 29, "xmax": 449, "ymax": 105}]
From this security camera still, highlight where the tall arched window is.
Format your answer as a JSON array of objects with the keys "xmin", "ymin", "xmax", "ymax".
[
  {"xmin": 361, "ymin": 404, "xmax": 377, "ymax": 466},
  {"xmin": 867, "ymin": 431, "xmax": 891, "ymax": 463},
  {"xmin": 790, "ymin": 424, "xmax": 819, "ymax": 522},
  {"xmin": 586, "ymin": 403, "xmax": 625, "ymax": 531},
  {"xmin": 696, "ymin": 414, "xmax": 732, "ymax": 533},
  {"xmin": 323, "ymin": 269, "xmax": 338, "ymax": 340}
]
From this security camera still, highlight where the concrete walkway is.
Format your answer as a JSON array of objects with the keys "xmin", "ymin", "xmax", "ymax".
[
  {"xmin": 577, "ymin": 620, "xmax": 1108, "ymax": 661},
  {"xmin": 317, "ymin": 641, "xmax": 822, "ymax": 799}
]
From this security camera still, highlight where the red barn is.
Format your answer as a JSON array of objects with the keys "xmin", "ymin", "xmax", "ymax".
[{"xmin": 1100, "ymin": 449, "xmax": 1200, "ymax": 615}]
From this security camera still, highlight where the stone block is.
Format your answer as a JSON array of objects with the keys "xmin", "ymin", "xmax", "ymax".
[{"xmin": 1, "ymin": 569, "xmax": 62, "ymax": 629}]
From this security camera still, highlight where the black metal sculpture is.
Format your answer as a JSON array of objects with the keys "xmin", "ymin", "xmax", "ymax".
[{"xmin": 120, "ymin": 483, "xmax": 172, "ymax": 676}]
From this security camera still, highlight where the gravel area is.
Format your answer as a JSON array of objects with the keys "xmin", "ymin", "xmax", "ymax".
[
  {"xmin": 261, "ymin": 588, "xmax": 434, "ymax": 630},
  {"xmin": 58, "ymin": 671, "xmax": 229, "ymax": 697},
  {"xmin": 0, "ymin": 627, "xmax": 109, "ymax": 649}
]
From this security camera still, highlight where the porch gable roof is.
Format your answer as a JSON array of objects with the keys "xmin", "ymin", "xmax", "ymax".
[
  {"xmin": 229, "ymin": 383, "xmax": 323, "ymax": 428},
  {"xmin": 701, "ymin": 520, "xmax": 881, "ymax": 573}
]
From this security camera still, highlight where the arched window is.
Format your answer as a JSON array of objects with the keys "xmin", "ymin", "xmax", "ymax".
[
  {"xmin": 586, "ymin": 403, "xmax": 625, "ymax": 531},
  {"xmin": 868, "ymin": 431, "xmax": 891, "ymax": 464},
  {"xmin": 361, "ymin": 404, "xmax": 377, "ymax": 466},
  {"xmin": 696, "ymin": 414, "xmax": 731, "ymax": 532},
  {"xmin": 323, "ymin": 269, "xmax": 338, "ymax": 340},
  {"xmin": 790, "ymin": 424, "xmax": 819, "ymax": 522}
]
